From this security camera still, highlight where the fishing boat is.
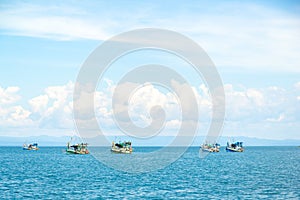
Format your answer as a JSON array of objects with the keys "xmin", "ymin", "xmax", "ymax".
[
  {"xmin": 226, "ymin": 141, "xmax": 244, "ymax": 152},
  {"xmin": 201, "ymin": 142, "xmax": 220, "ymax": 153},
  {"xmin": 66, "ymin": 142, "xmax": 89, "ymax": 154},
  {"xmin": 23, "ymin": 143, "xmax": 39, "ymax": 150},
  {"xmin": 111, "ymin": 141, "xmax": 133, "ymax": 154}
]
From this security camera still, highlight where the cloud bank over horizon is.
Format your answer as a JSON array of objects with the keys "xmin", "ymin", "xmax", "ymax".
[{"xmin": 0, "ymin": 80, "xmax": 299, "ymax": 140}]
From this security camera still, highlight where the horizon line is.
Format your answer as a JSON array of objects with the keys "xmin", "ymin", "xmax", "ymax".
[{"xmin": 0, "ymin": 135, "xmax": 299, "ymax": 141}]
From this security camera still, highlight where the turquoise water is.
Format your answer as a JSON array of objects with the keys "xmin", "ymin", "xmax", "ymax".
[{"xmin": 0, "ymin": 146, "xmax": 299, "ymax": 199}]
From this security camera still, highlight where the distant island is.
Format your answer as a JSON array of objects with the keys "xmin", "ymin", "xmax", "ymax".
[{"xmin": 0, "ymin": 135, "xmax": 299, "ymax": 147}]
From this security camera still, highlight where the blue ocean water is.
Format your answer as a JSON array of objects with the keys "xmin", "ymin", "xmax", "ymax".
[{"xmin": 0, "ymin": 146, "xmax": 299, "ymax": 199}]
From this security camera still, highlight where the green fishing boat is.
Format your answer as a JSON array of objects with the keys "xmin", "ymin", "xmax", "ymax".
[
  {"xmin": 66, "ymin": 141, "xmax": 89, "ymax": 154},
  {"xmin": 111, "ymin": 141, "xmax": 133, "ymax": 154}
]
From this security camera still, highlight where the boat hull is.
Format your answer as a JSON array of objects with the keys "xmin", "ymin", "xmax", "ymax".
[
  {"xmin": 226, "ymin": 147, "xmax": 244, "ymax": 152},
  {"xmin": 111, "ymin": 147, "xmax": 132, "ymax": 154},
  {"xmin": 66, "ymin": 142, "xmax": 89, "ymax": 155},
  {"xmin": 200, "ymin": 143, "xmax": 220, "ymax": 153},
  {"xmin": 201, "ymin": 147, "xmax": 220, "ymax": 153},
  {"xmin": 66, "ymin": 149, "xmax": 89, "ymax": 154},
  {"xmin": 23, "ymin": 148, "xmax": 39, "ymax": 150}
]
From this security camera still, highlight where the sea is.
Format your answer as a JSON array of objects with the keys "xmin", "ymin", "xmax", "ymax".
[{"xmin": 0, "ymin": 146, "xmax": 299, "ymax": 199}]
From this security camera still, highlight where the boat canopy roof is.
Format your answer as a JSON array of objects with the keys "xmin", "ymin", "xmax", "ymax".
[{"xmin": 115, "ymin": 141, "xmax": 132, "ymax": 148}]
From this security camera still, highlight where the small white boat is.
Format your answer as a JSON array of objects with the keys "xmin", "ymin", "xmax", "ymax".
[
  {"xmin": 111, "ymin": 141, "xmax": 132, "ymax": 154},
  {"xmin": 23, "ymin": 143, "xmax": 39, "ymax": 150},
  {"xmin": 201, "ymin": 143, "xmax": 220, "ymax": 153},
  {"xmin": 226, "ymin": 141, "xmax": 244, "ymax": 152}
]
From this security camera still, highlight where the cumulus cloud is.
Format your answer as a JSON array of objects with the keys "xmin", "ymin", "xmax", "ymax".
[
  {"xmin": 0, "ymin": 86, "xmax": 21, "ymax": 104},
  {"xmin": 29, "ymin": 95, "xmax": 49, "ymax": 113},
  {"xmin": 225, "ymin": 83, "xmax": 300, "ymax": 125},
  {"xmin": 33, "ymin": 81, "xmax": 74, "ymax": 129},
  {"xmin": 1, "ymin": 80, "xmax": 300, "ymax": 139},
  {"xmin": 127, "ymin": 83, "xmax": 181, "ymax": 126},
  {"xmin": 225, "ymin": 84, "xmax": 265, "ymax": 120},
  {"xmin": 0, "ymin": 86, "xmax": 32, "ymax": 127}
]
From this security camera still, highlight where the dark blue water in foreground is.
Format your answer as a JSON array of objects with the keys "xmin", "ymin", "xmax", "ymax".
[{"xmin": 0, "ymin": 146, "xmax": 299, "ymax": 199}]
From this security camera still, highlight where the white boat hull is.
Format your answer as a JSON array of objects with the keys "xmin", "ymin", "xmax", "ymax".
[
  {"xmin": 111, "ymin": 146, "xmax": 132, "ymax": 154},
  {"xmin": 226, "ymin": 147, "xmax": 244, "ymax": 152}
]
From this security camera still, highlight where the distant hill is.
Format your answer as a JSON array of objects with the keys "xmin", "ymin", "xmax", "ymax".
[
  {"xmin": 0, "ymin": 135, "xmax": 299, "ymax": 146},
  {"xmin": 0, "ymin": 135, "xmax": 71, "ymax": 146}
]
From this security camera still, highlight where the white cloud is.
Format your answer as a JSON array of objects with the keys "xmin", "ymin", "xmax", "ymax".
[
  {"xmin": 127, "ymin": 83, "xmax": 181, "ymax": 127},
  {"xmin": 295, "ymin": 82, "xmax": 300, "ymax": 90},
  {"xmin": 29, "ymin": 95, "xmax": 49, "ymax": 113},
  {"xmin": 1, "ymin": 2, "xmax": 299, "ymax": 72},
  {"xmin": 10, "ymin": 106, "xmax": 30, "ymax": 120},
  {"xmin": 246, "ymin": 89, "xmax": 264, "ymax": 107},
  {"xmin": 165, "ymin": 119, "xmax": 181, "ymax": 130},
  {"xmin": 0, "ymin": 86, "xmax": 32, "ymax": 127},
  {"xmin": 1, "ymin": 80, "xmax": 300, "ymax": 139},
  {"xmin": 37, "ymin": 81, "xmax": 74, "ymax": 129},
  {"xmin": 0, "ymin": 86, "xmax": 20, "ymax": 104},
  {"xmin": 266, "ymin": 113, "xmax": 285, "ymax": 122},
  {"xmin": 0, "ymin": 4, "xmax": 109, "ymax": 40}
]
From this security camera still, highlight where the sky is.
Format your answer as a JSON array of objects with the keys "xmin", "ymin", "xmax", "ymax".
[{"xmin": 0, "ymin": 0, "xmax": 300, "ymax": 141}]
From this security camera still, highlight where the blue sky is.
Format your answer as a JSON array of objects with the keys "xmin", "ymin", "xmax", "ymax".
[{"xmin": 0, "ymin": 0, "xmax": 299, "ymax": 140}]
